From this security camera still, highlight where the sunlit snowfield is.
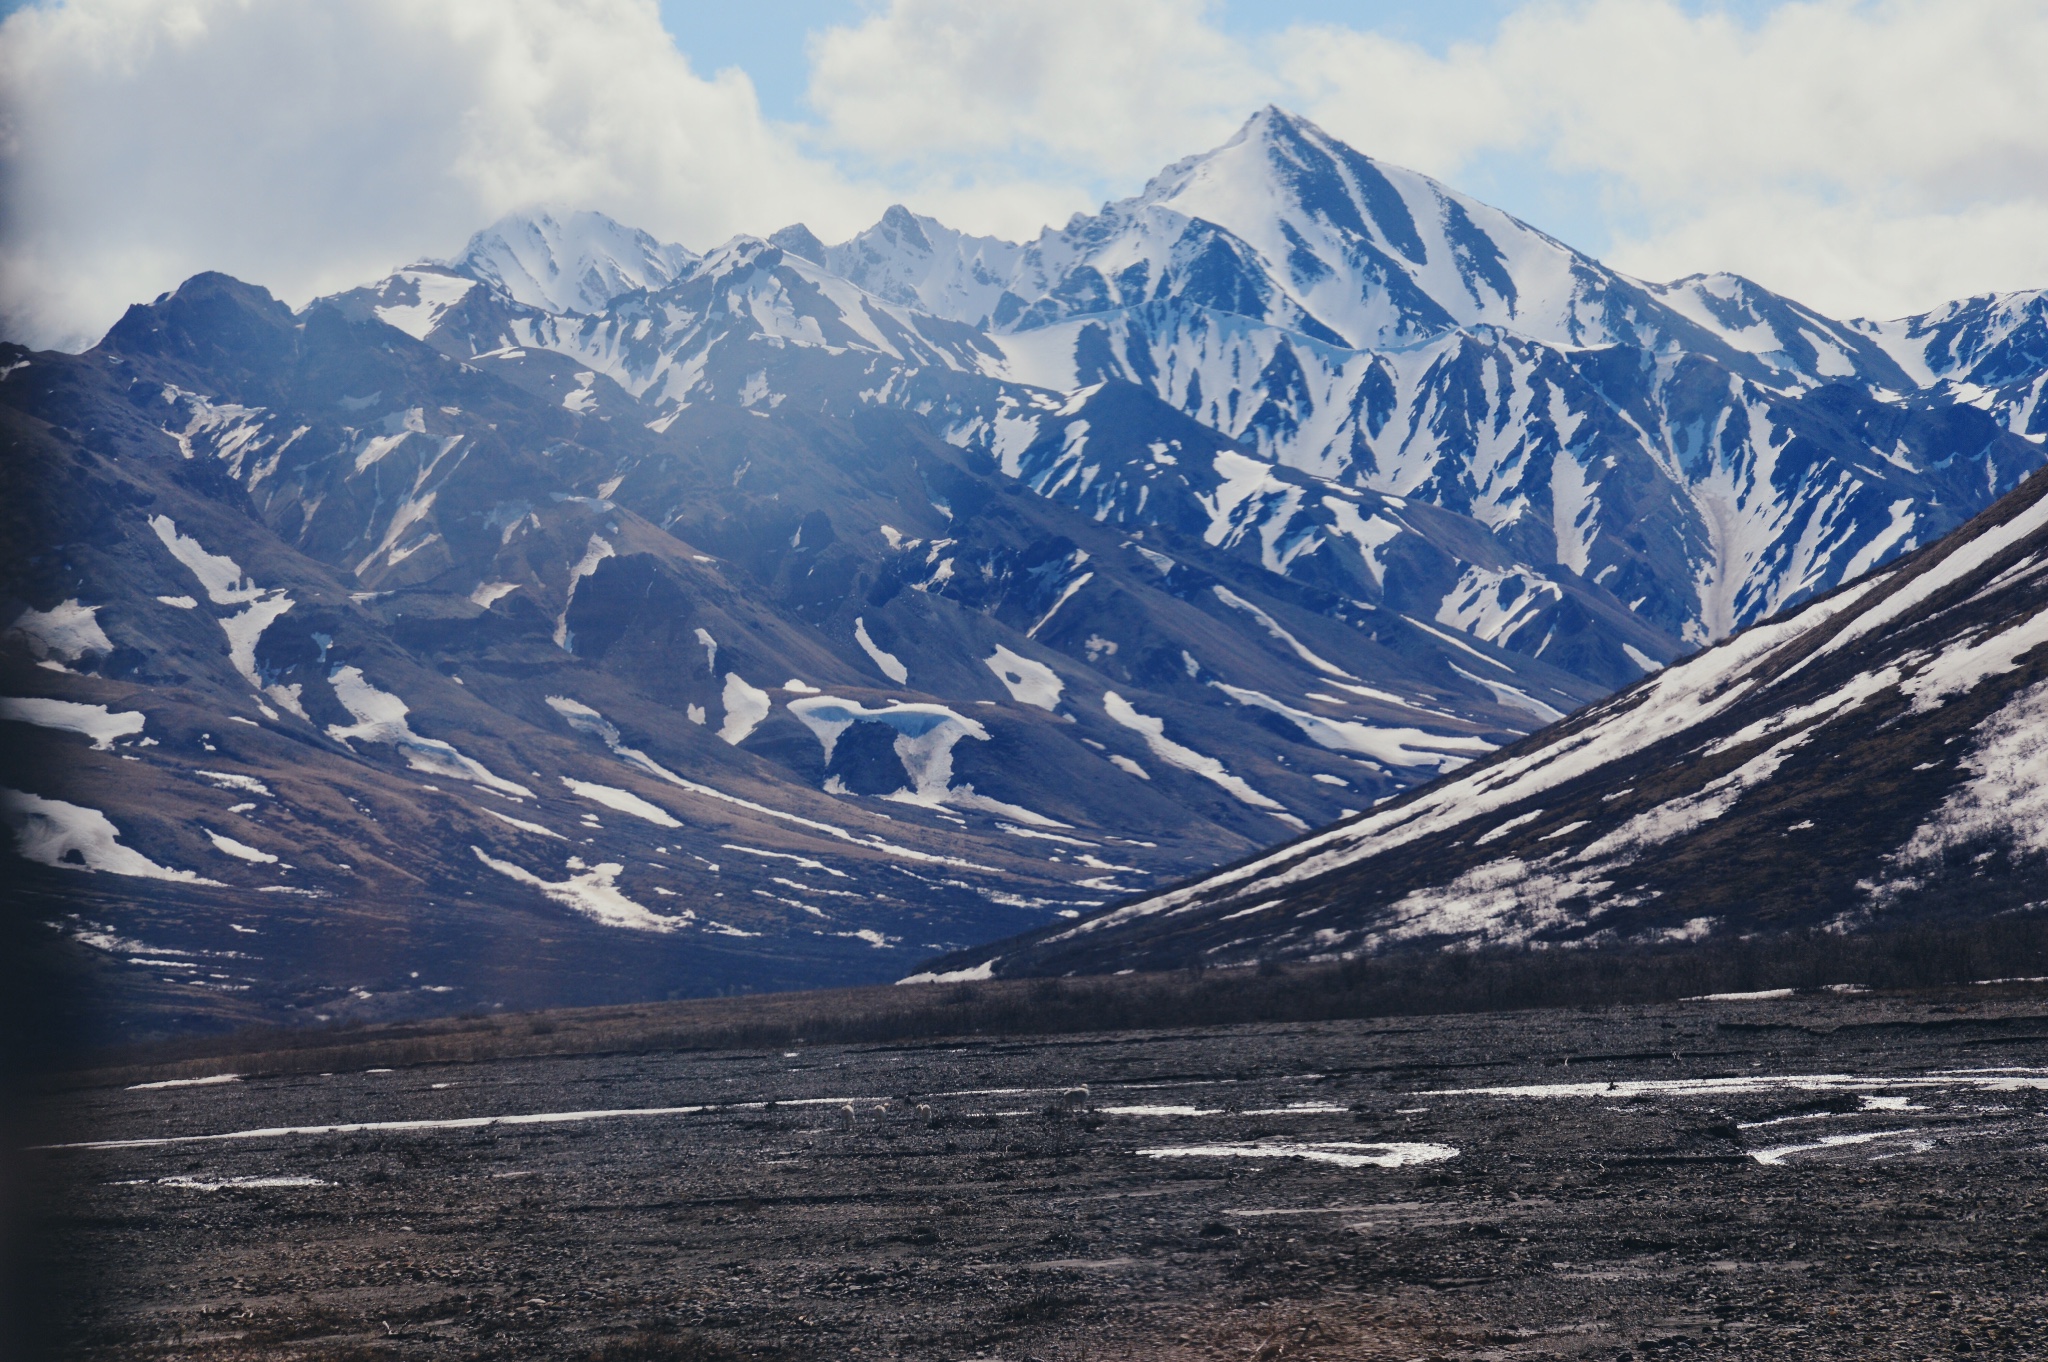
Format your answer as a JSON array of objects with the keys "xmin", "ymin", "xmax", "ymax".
[{"xmin": 29, "ymin": 988, "xmax": 2048, "ymax": 1359}]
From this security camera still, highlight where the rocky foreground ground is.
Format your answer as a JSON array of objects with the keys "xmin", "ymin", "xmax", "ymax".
[{"xmin": 22, "ymin": 986, "xmax": 2048, "ymax": 1360}]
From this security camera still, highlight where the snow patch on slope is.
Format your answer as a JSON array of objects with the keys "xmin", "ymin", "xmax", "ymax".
[
  {"xmin": 471, "ymin": 848, "xmax": 682, "ymax": 933},
  {"xmin": 560, "ymin": 777, "xmax": 682, "ymax": 828},
  {"xmin": 0, "ymin": 697, "xmax": 145, "ymax": 750},
  {"xmin": 1, "ymin": 789, "xmax": 220, "ymax": 883},
  {"xmin": 205, "ymin": 829, "xmax": 278, "ymax": 864},
  {"xmin": 1102, "ymin": 691, "xmax": 1304, "ymax": 828},
  {"xmin": 542, "ymin": 695, "xmax": 993, "ymax": 867},
  {"xmin": 854, "ymin": 617, "xmax": 909, "ymax": 684},
  {"xmin": 1900, "ymin": 677, "xmax": 2048, "ymax": 864},
  {"xmin": 5, "ymin": 600, "xmax": 113, "ymax": 662},
  {"xmin": 325, "ymin": 667, "xmax": 535, "ymax": 797},
  {"xmin": 149, "ymin": 516, "xmax": 304, "ymax": 717},
  {"xmin": 984, "ymin": 645, "xmax": 1063, "ymax": 710},
  {"xmin": 1211, "ymin": 586, "xmax": 1354, "ymax": 678},
  {"xmin": 718, "ymin": 674, "xmax": 772, "ymax": 744},
  {"xmin": 1210, "ymin": 683, "xmax": 1488, "ymax": 771}
]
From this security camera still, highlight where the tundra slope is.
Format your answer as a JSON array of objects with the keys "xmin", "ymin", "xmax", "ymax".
[{"xmin": 928, "ymin": 463, "xmax": 2048, "ymax": 978}]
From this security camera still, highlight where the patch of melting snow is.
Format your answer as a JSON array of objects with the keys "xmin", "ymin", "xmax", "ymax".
[
  {"xmin": 6, "ymin": 599, "xmax": 114, "ymax": 661},
  {"xmin": 543, "ymin": 695, "xmax": 998, "ymax": 870},
  {"xmin": 471, "ymin": 848, "xmax": 683, "ymax": 933},
  {"xmin": 854, "ymin": 617, "xmax": 909, "ymax": 685},
  {"xmin": 1242, "ymin": 1102, "xmax": 1350, "ymax": 1115},
  {"xmin": 127, "ymin": 1074, "xmax": 241, "ymax": 1091},
  {"xmin": 481, "ymin": 807, "xmax": 564, "ymax": 839},
  {"xmin": 149, "ymin": 517, "xmax": 307, "ymax": 717},
  {"xmin": 1859, "ymin": 1095, "xmax": 1921, "ymax": 1111},
  {"xmin": 471, "ymin": 581, "xmax": 519, "ymax": 608},
  {"xmin": 790, "ymin": 693, "xmax": 1065, "ymax": 826},
  {"xmin": 1211, "ymin": 682, "xmax": 1489, "ymax": 772},
  {"xmin": 1430, "ymin": 1069, "xmax": 2048, "ymax": 1101},
  {"xmin": 195, "ymin": 770, "xmax": 272, "ymax": 796},
  {"xmin": 983, "ymin": 645, "xmax": 1062, "ymax": 710},
  {"xmin": 140, "ymin": 1175, "xmax": 332, "ymax": 1191},
  {"xmin": 1897, "ymin": 675, "xmax": 2048, "ymax": 866},
  {"xmin": 327, "ymin": 667, "xmax": 534, "ymax": 797},
  {"xmin": 898, "ymin": 959, "xmax": 997, "ymax": 985},
  {"xmin": 1101, "ymin": 691, "xmax": 1303, "ymax": 828},
  {"xmin": 1210, "ymin": 585, "xmax": 1355, "ymax": 679},
  {"xmin": 718, "ymin": 673, "xmax": 772, "ymax": 744},
  {"xmin": 204, "ymin": 829, "xmax": 278, "ymax": 864},
  {"xmin": 1685, "ymin": 989, "xmax": 1798, "ymax": 1001},
  {"xmin": 721, "ymin": 844, "xmax": 849, "ymax": 876},
  {"xmin": 1138, "ymin": 1141, "xmax": 1459, "ymax": 1169},
  {"xmin": 1734, "ymin": 1092, "xmax": 1926, "ymax": 1130},
  {"xmin": 1748, "ymin": 1129, "xmax": 1928, "ymax": 1166},
  {"xmin": 2, "ymin": 789, "xmax": 222, "ymax": 883},
  {"xmin": 553, "ymin": 534, "xmax": 614, "ymax": 650},
  {"xmin": 0, "ymin": 697, "xmax": 146, "ymax": 750},
  {"xmin": 51, "ymin": 1103, "xmax": 726, "ymax": 1151},
  {"xmin": 559, "ymin": 776, "xmax": 681, "ymax": 828}
]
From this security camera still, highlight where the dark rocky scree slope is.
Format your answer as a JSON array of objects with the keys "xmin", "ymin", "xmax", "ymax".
[
  {"xmin": 956, "ymin": 463, "xmax": 2048, "ymax": 978},
  {"xmin": 6, "ymin": 107, "xmax": 2048, "ymax": 1031}
]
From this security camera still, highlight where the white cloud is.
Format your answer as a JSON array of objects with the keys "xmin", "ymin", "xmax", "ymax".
[
  {"xmin": 811, "ymin": 0, "xmax": 2048, "ymax": 319},
  {"xmin": 807, "ymin": 0, "xmax": 1267, "ymax": 180},
  {"xmin": 0, "ymin": 0, "xmax": 875, "ymax": 349},
  {"xmin": 1270, "ymin": 0, "xmax": 2048, "ymax": 318},
  {"xmin": 797, "ymin": 0, "xmax": 1282, "ymax": 242},
  {"xmin": 5, "ymin": 0, "xmax": 2048, "ymax": 349}
]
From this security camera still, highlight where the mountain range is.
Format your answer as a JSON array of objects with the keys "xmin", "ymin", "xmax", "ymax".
[
  {"xmin": 5, "ymin": 107, "xmax": 2046, "ymax": 1033},
  {"xmin": 927, "ymin": 465, "xmax": 2048, "ymax": 979}
]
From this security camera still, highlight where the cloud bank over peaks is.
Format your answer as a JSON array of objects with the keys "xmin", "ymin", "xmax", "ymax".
[
  {"xmin": 809, "ymin": 0, "xmax": 2048, "ymax": 323},
  {"xmin": 0, "ymin": 0, "xmax": 878, "ymax": 350},
  {"xmin": 6, "ymin": 0, "xmax": 2048, "ymax": 348}
]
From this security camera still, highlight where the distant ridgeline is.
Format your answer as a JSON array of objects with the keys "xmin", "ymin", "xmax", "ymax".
[{"xmin": 4, "ymin": 106, "xmax": 2047, "ymax": 1033}]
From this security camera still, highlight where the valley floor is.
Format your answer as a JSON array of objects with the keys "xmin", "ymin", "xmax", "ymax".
[{"xmin": 23, "ymin": 989, "xmax": 2048, "ymax": 1360}]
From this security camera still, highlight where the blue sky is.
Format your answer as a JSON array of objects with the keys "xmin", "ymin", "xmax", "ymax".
[
  {"xmin": 658, "ymin": 3, "xmax": 1536, "ymax": 120},
  {"xmin": 661, "ymin": 2, "xmax": 1785, "ymax": 121}
]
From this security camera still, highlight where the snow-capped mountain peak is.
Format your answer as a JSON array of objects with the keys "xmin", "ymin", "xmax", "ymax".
[
  {"xmin": 449, "ymin": 209, "xmax": 699, "ymax": 316},
  {"xmin": 1862, "ymin": 288, "xmax": 2048, "ymax": 390},
  {"xmin": 815, "ymin": 205, "xmax": 1024, "ymax": 330},
  {"xmin": 986, "ymin": 105, "xmax": 1615, "ymax": 353}
]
